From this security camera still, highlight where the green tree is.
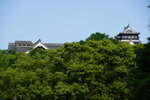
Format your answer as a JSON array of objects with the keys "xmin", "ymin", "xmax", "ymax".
[
  {"xmin": 0, "ymin": 50, "xmax": 16, "ymax": 70},
  {"xmin": 130, "ymin": 44, "xmax": 150, "ymax": 99},
  {"xmin": 0, "ymin": 39, "xmax": 136, "ymax": 100},
  {"xmin": 86, "ymin": 32, "xmax": 109, "ymax": 41},
  {"xmin": 85, "ymin": 32, "xmax": 119, "ymax": 44}
]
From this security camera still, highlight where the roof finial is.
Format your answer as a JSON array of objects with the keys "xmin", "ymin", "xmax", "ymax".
[
  {"xmin": 128, "ymin": 23, "xmax": 130, "ymax": 27},
  {"xmin": 38, "ymin": 39, "xmax": 41, "ymax": 42},
  {"xmin": 37, "ymin": 39, "xmax": 42, "ymax": 43}
]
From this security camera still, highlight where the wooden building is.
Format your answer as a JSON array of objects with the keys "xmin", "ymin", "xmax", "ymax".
[
  {"xmin": 8, "ymin": 39, "xmax": 64, "ymax": 53},
  {"xmin": 115, "ymin": 24, "xmax": 140, "ymax": 45}
]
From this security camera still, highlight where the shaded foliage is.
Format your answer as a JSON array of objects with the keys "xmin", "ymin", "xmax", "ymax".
[
  {"xmin": 0, "ymin": 39, "xmax": 137, "ymax": 100},
  {"xmin": 129, "ymin": 40, "xmax": 150, "ymax": 100}
]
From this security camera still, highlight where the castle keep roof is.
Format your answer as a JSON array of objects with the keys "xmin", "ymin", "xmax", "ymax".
[{"xmin": 119, "ymin": 24, "xmax": 140, "ymax": 35}]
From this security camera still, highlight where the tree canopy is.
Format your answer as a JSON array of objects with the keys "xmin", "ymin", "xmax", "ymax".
[
  {"xmin": 0, "ymin": 32, "xmax": 150, "ymax": 100},
  {"xmin": 85, "ymin": 32, "xmax": 119, "ymax": 44}
]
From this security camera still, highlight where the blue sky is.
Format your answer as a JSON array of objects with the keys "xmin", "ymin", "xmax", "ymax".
[{"xmin": 0, "ymin": 0, "xmax": 149, "ymax": 49}]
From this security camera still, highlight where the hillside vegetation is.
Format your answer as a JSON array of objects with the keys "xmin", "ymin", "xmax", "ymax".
[{"xmin": 0, "ymin": 33, "xmax": 150, "ymax": 100}]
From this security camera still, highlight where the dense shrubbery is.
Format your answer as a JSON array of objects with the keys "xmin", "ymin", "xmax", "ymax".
[{"xmin": 0, "ymin": 33, "xmax": 150, "ymax": 100}]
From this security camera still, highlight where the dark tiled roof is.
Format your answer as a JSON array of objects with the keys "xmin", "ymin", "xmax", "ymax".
[
  {"xmin": 44, "ymin": 43, "xmax": 64, "ymax": 49},
  {"xmin": 8, "ymin": 43, "xmax": 15, "ymax": 50},
  {"xmin": 9, "ymin": 43, "xmax": 15, "ymax": 46},
  {"xmin": 119, "ymin": 32, "xmax": 140, "ymax": 35},
  {"xmin": 121, "ymin": 25, "xmax": 140, "ymax": 34},
  {"xmin": 117, "ymin": 25, "xmax": 140, "ymax": 35},
  {"xmin": 15, "ymin": 41, "xmax": 32, "ymax": 45}
]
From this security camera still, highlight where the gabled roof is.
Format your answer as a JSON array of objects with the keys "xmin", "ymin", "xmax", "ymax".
[
  {"xmin": 33, "ymin": 39, "xmax": 42, "ymax": 46},
  {"xmin": 118, "ymin": 24, "xmax": 140, "ymax": 35},
  {"xmin": 122, "ymin": 24, "xmax": 135, "ymax": 33},
  {"xmin": 33, "ymin": 39, "xmax": 48, "ymax": 49}
]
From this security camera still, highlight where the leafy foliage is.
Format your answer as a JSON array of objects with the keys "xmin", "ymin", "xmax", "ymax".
[
  {"xmin": 85, "ymin": 32, "xmax": 119, "ymax": 44},
  {"xmin": 0, "ymin": 33, "xmax": 149, "ymax": 99}
]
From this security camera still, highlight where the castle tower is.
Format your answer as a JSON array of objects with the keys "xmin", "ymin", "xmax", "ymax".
[{"xmin": 115, "ymin": 24, "xmax": 140, "ymax": 45}]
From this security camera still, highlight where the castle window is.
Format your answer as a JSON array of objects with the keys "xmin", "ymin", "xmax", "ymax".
[{"xmin": 128, "ymin": 36, "xmax": 131, "ymax": 39}]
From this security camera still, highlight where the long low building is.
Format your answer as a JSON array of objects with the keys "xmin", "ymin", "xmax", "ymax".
[{"xmin": 8, "ymin": 39, "xmax": 64, "ymax": 53}]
